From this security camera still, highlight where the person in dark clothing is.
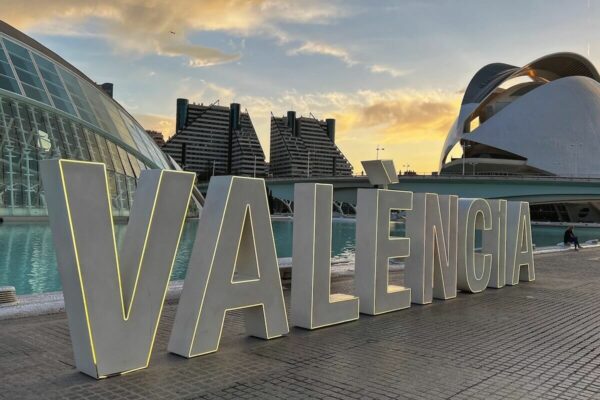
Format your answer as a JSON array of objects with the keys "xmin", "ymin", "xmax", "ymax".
[{"xmin": 564, "ymin": 226, "xmax": 581, "ymax": 250}]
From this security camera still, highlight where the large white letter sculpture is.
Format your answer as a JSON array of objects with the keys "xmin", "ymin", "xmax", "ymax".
[
  {"xmin": 506, "ymin": 201, "xmax": 535, "ymax": 285},
  {"xmin": 457, "ymin": 198, "xmax": 493, "ymax": 293},
  {"xmin": 483, "ymin": 200, "xmax": 508, "ymax": 288},
  {"xmin": 355, "ymin": 189, "xmax": 412, "ymax": 315},
  {"xmin": 168, "ymin": 176, "xmax": 289, "ymax": 358},
  {"xmin": 291, "ymin": 183, "xmax": 359, "ymax": 329},
  {"xmin": 405, "ymin": 194, "xmax": 458, "ymax": 304},
  {"xmin": 40, "ymin": 159, "xmax": 195, "ymax": 379}
]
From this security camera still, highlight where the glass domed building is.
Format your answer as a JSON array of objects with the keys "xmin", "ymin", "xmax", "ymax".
[{"xmin": 0, "ymin": 20, "xmax": 179, "ymax": 218}]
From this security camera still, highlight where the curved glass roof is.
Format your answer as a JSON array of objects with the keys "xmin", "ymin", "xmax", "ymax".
[{"xmin": 0, "ymin": 26, "xmax": 170, "ymax": 170}]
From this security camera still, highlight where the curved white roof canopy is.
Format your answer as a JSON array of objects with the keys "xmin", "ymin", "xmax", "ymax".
[
  {"xmin": 440, "ymin": 53, "xmax": 600, "ymax": 175},
  {"xmin": 464, "ymin": 76, "xmax": 600, "ymax": 177},
  {"xmin": 462, "ymin": 52, "xmax": 600, "ymax": 105}
]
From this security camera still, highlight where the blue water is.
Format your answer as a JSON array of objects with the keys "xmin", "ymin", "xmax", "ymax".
[
  {"xmin": 1, "ymin": 221, "xmax": 599, "ymax": 295},
  {"xmin": 0, "ymin": 220, "xmax": 359, "ymax": 295}
]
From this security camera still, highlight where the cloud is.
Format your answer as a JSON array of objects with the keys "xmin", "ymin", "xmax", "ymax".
[
  {"xmin": 336, "ymin": 92, "xmax": 459, "ymax": 141},
  {"xmin": 134, "ymin": 113, "xmax": 175, "ymax": 138},
  {"xmin": 369, "ymin": 64, "xmax": 411, "ymax": 78},
  {"xmin": 230, "ymin": 88, "xmax": 460, "ymax": 173},
  {"xmin": 287, "ymin": 41, "xmax": 357, "ymax": 66},
  {"xmin": 134, "ymin": 81, "xmax": 238, "ymax": 139},
  {"xmin": 287, "ymin": 44, "xmax": 413, "ymax": 78},
  {"xmin": 3, "ymin": 2, "xmax": 407, "ymax": 77},
  {"xmin": 165, "ymin": 39, "xmax": 239, "ymax": 67},
  {"xmin": 239, "ymin": 89, "xmax": 458, "ymax": 137},
  {"xmin": 324, "ymin": 90, "xmax": 459, "ymax": 173},
  {"xmin": 135, "ymin": 84, "xmax": 459, "ymax": 173},
  {"xmin": 2, "ymin": 0, "xmax": 345, "ymax": 67},
  {"xmin": 177, "ymin": 81, "xmax": 237, "ymax": 106}
]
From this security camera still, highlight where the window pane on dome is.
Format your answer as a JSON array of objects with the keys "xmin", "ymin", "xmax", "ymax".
[
  {"xmin": 94, "ymin": 134, "xmax": 114, "ymax": 170},
  {"xmin": 106, "ymin": 140, "xmax": 124, "ymax": 174},
  {"xmin": 0, "ymin": 75, "xmax": 19, "ymax": 94},
  {"xmin": 58, "ymin": 67, "xmax": 98, "ymax": 126},
  {"xmin": 117, "ymin": 146, "xmax": 134, "ymax": 177},
  {"xmin": 32, "ymin": 54, "xmax": 77, "ymax": 116},
  {"xmin": 3, "ymin": 40, "xmax": 51, "ymax": 106},
  {"xmin": 0, "ymin": 44, "xmax": 20, "ymax": 94},
  {"xmin": 127, "ymin": 152, "xmax": 141, "ymax": 178}
]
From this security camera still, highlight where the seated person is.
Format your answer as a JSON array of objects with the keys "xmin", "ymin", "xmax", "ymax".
[{"xmin": 564, "ymin": 226, "xmax": 581, "ymax": 250}]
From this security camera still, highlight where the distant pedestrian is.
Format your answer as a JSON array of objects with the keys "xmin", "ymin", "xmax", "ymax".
[{"xmin": 564, "ymin": 226, "xmax": 581, "ymax": 250}]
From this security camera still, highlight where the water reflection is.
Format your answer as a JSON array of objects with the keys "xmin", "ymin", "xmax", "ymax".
[
  {"xmin": 0, "ymin": 224, "xmax": 57, "ymax": 295},
  {"xmin": 1, "ymin": 220, "xmax": 599, "ymax": 295},
  {"xmin": 0, "ymin": 219, "xmax": 364, "ymax": 295}
]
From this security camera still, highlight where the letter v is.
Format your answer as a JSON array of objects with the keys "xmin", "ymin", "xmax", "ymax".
[{"xmin": 40, "ymin": 159, "xmax": 195, "ymax": 379}]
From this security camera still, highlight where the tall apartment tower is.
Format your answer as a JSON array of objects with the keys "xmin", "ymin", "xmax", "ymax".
[
  {"xmin": 269, "ymin": 111, "xmax": 353, "ymax": 178},
  {"xmin": 162, "ymin": 100, "xmax": 267, "ymax": 182}
]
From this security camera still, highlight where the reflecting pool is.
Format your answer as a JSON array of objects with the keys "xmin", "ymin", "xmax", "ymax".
[
  {"xmin": 0, "ymin": 220, "xmax": 362, "ymax": 295},
  {"xmin": 0, "ymin": 221, "xmax": 598, "ymax": 295}
]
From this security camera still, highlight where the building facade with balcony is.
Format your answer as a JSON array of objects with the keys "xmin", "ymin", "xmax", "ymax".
[
  {"xmin": 161, "ymin": 100, "xmax": 266, "ymax": 182},
  {"xmin": 269, "ymin": 111, "xmax": 353, "ymax": 178}
]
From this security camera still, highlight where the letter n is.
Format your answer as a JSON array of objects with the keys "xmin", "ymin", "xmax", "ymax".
[
  {"xmin": 40, "ymin": 159, "xmax": 195, "ymax": 378},
  {"xmin": 405, "ymin": 193, "xmax": 458, "ymax": 304},
  {"xmin": 168, "ymin": 176, "xmax": 289, "ymax": 358}
]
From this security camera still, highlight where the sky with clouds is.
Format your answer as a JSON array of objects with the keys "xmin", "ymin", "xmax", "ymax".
[{"xmin": 3, "ymin": 0, "xmax": 599, "ymax": 173}]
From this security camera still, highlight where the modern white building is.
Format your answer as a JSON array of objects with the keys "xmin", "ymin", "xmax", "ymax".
[
  {"xmin": 437, "ymin": 53, "xmax": 600, "ymax": 221},
  {"xmin": 440, "ymin": 53, "xmax": 600, "ymax": 178}
]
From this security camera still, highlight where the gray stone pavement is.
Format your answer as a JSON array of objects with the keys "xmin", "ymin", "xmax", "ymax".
[{"xmin": 2, "ymin": 249, "xmax": 600, "ymax": 399}]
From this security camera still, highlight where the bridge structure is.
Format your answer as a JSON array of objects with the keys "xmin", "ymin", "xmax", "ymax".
[{"xmin": 197, "ymin": 174, "xmax": 600, "ymax": 220}]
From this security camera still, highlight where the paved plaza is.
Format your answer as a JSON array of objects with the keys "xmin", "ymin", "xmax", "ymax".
[{"xmin": 2, "ymin": 249, "xmax": 600, "ymax": 399}]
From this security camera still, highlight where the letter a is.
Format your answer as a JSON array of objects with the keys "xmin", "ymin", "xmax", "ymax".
[
  {"xmin": 355, "ymin": 189, "xmax": 412, "ymax": 315},
  {"xmin": 40, "ymin": 159, "xmax": 195, "ymax": 378},
  {"xmin": 168, "ymin": 176, "xmax": 289, "ymax": 358},
  {"xmin": 505, "ymin": 201, "xmax": 535, "ymax": 285},
  {"xmin": 291, "ymin": 183, "xmax": 359, "ymax": 329}
]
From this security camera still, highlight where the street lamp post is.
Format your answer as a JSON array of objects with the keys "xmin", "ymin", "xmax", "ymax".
[
  {"xmin": 307, "ymin": 150, "xmax": 311, "ymax": 178},
  {"xmin": 253, "ymin": 155, "xmax": 257, "ymax": 178}
]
